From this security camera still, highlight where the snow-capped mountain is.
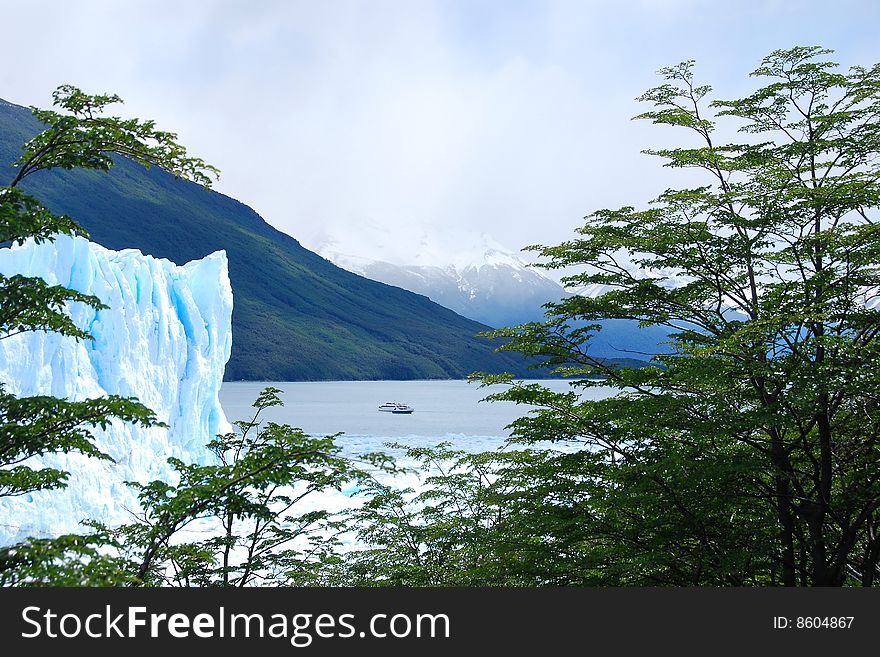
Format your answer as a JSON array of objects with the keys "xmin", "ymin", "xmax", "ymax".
[
  {"xmin": 320, "ymin": 234, "xmax": 569, "ymax": 328},
  {"xmin": 313, "ymin": 229, "xmax": 674, "ymax": 360}
]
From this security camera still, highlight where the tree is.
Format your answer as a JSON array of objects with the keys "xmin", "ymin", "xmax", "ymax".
[
  {"xmin": 113, "ymin": 388, "xmax": 376, "ymax": 587},
  {"xmin": 479, "ymin": 46, "xmax": 880, "ymax": 586},
  {"xmin": 338, "ymin": 442, "xmax": 640, "ymax": 586},
  {"xmin": 0, "ymin": 85, "xmax": 217, "ymax": 562},
  {"xmin": 339, "ymin": 443, "xmax": 521, "ymax": 586}
]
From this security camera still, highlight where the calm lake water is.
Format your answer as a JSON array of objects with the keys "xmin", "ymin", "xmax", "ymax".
[{"xmin": 219, "ymin": 379, "xmax": 613, "ymax": 457}]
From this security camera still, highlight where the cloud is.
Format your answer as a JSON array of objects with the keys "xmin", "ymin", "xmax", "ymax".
[{"xmin": 3, "ymin": 0, "xmax": 879, "ymax": 264}]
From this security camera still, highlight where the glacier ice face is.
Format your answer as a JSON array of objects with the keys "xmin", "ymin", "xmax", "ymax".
[{"xmin": 0, "ymin": 235, "xmax": 232, "ymax": 544}]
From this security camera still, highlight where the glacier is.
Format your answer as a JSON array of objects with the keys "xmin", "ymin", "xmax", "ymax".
[{"xmin": 0, "ymin": 235, "xmax": 232, "ymax": 545}]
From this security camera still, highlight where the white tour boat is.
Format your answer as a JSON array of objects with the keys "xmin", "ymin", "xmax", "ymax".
[{"xmin": 378, "ymin": 402, "xmax": 414, "ymax": 414}]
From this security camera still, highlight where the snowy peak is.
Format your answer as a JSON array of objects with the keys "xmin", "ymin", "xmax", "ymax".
[
  {"xmin": 312, "ymin": 226, "xmax": 535, "ymax": 270},
  {"xmin": 320, "ymin": 232, "xmax": 555, "ymax": 284},
  {"xmin": 461, "ymin": 247, "xmax": 530, "ymax": 272},
  {"xmin": 320, "ymin": 236, "xmax": 568, "ymax": 327}
]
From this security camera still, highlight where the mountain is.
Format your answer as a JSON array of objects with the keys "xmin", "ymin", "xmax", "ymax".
[
  {"xmin": 0, "ymin": 98, "xmax": 535, "ymax": 381},
  {"xmin": 321, "ymin": 237, "xmax": 672, "ymax": 363},
  {"xmin": 321, "ymin": 236, "xmax": 568, "ymax": 328}
]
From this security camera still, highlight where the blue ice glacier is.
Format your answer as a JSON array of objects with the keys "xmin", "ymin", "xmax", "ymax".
[{"xmin": 0, "ymin": 235, "xmax": 233, "ymax": 544}]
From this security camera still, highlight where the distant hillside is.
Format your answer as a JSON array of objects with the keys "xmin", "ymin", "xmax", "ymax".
[{"xmin": 0, "ymin": 98, "xmax": 537, "ymax": 381}]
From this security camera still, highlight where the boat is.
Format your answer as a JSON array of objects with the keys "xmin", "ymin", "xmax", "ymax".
[{"xmin": 378, "ymin": 401, "xmax": 414, "ymax": 414}]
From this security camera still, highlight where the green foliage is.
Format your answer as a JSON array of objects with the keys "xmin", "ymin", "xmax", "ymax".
[
  {"xmin": 12, "ymin": 50, "xmax": 880, "ymax": 588},
  {"xmin": 0, "ymin": 271, "xmax": 104, "ymax": 342},
  {"xmin": 11, "ymin": 85, "xmax": 218, "ymax": 188},
  {"xmin": 470, "ymin": 46, "xmax": 880, "ymax": 586},
  {"xmin": 0, "ymin": 186, "xmax": 105, "ymax": 344},
  {"xmin": 0, "ymin": 387, "xmax": 160, "ymax": 497},
  {"xmin": 335, "ymin": 433, "xmax": 778, "ymax": 587},
  {"xmin": 0, "ymin": 526, "xmax": 133, "ymax": 587},
  {"xmin": 113, "ymin": 387, "xmax": 363, "ymax": 587},
  {"xmin": 339, "ymin": 443, "xmax": 539, "ymax": 586},
  {"xmin": 0, "ymin": 186, "xmax": 83, "ymax": 245}
]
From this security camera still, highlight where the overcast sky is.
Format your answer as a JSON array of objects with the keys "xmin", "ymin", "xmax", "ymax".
[{"xmin": 4, "ymin": 0, "xmax": 880, "ymax": 265}]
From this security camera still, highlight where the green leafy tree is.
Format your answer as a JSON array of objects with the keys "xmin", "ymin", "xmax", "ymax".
[
  {"xmin": 0, "ymin": 528, "xmax": 132, "ymax": 587},
  {"xmin": 479, "ymin": 46, "xmax": 880, "ymax": 586},
  {"xmin": 339, "ymin": 442, "xmax": 625, "ymax": 586},
  {"xmin": 114, "ymin": 388, "xmax": 377, "ymax": 587},
  {"xmin": 0, "ymin": 85, "xmax": 217, "ymax": 568},
  {"xmin": 340, "ymin": 443, "xmax": 512, "ymax": 586}
]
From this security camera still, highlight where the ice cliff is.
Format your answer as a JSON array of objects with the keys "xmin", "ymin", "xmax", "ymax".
[{"xmin": 0, "ymin": 235, "xmax": 232, "ymax": 544}]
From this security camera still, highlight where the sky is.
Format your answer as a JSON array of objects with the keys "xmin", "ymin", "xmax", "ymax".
[{"xmin": 3, "ymin": 0, "xmax": 880, "ymax": 266}]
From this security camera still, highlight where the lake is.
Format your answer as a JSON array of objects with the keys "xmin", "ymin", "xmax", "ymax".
[{"xmin": 219, "ymin": 379, "xmax": 613, "ymax": 458}]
